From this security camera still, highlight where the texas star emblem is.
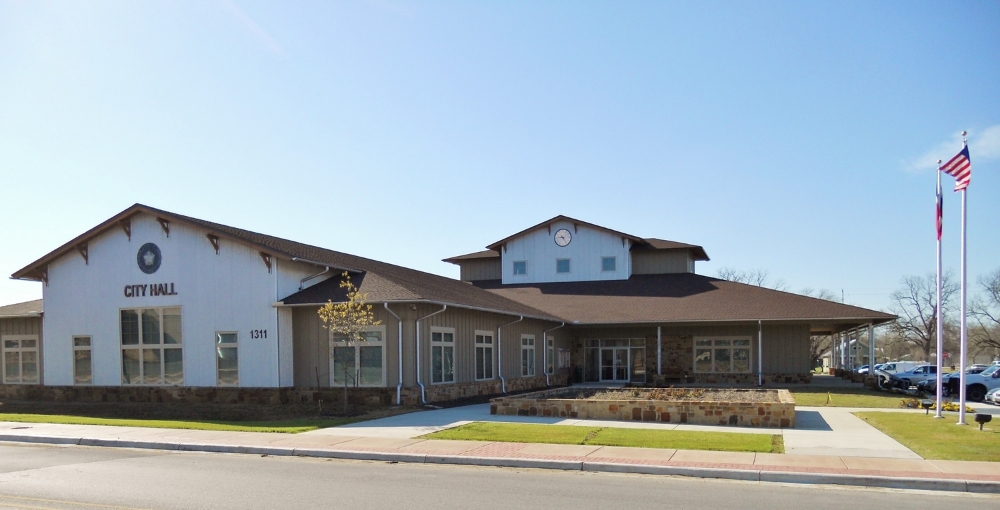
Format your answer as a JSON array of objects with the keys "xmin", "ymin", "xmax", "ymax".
[{"xmin": 137, "ymin": 243, "xmax": 162, "ymax": 274}]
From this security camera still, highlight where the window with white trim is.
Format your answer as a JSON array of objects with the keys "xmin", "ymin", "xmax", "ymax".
[
  {"xmin": 693, "ymin": 337, "xmax": 751, "ymax": 373},
  {"xmin": 521, "ymin": 335, "xmax": 535, "ymax": 376},
  {"xmin": 330, "ymin": 326, "xmax": 386, "ymax": 387},
  {"xmin": 216, "ymin": 332, "xmax": 239, "ymax": 387},
  {"xmin": 2, "ymin": 335, "xmax": 39, "ymax": 384},
  {"xmin": 73, "ymin": 336, "xmax": 92, "ymax": 385},
  {"xmin": 558, "ymin": 348, "xmax": 571, "ymax": 369},
  {"xmin": 546, "ymin": 337, "xmax": 554, "ymax": 374},
  {"xmin": 475, "ymin": 331, "xmax": 494, "ymax": 380},
  {"xmin": 120, "ymin": 307, "xmax": 183, "ymax": 386},
  {"xmin": 513, "ymin": 261, "xmax": 527, "ymax": 275},
  {"xmin": 431, "ymin": 328, "xmax": 455, "ymax": 383},
  {"xmin": 556, "ymin": 259, "xmax": 570, "ymax": 274}
]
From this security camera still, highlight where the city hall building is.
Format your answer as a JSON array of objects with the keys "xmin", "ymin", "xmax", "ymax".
[{"xmin": 1, "ymin": 204, "xmax": 893, "ymax": 405}]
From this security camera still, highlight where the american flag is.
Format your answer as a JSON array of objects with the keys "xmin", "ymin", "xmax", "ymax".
[
  {"xmin": 939, "ymin": 144, "xmax": 971, "ymax": 191},
  {"xmin": 936, "ymin": 179, "xmax": 943, "ymax": 240}
]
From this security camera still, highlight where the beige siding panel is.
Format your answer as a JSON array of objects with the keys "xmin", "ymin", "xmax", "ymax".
[
  {"xmin": 459, "ymin": 259, "xmax": 502, "ymax": 282},
  {"xmin": 0, "ymin": 317, "xmax": 41, "ymax": 337},
  {"xmin": 631, "ymin": 251, "xmax": 692, "ymax": 275},
  {"xmin": 571, "ymin": 323, "xmax": 810, "ymax": 374}
]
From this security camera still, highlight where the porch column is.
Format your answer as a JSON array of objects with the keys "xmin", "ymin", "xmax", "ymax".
[{"xmin": 656, "ymin": 327, "xmax": 662, "ymax": 376}]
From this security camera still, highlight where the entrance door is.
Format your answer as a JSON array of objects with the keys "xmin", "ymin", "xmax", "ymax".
[{"xmin": 600, "ymin": 347, "xmax": 630, "ymax": 382}]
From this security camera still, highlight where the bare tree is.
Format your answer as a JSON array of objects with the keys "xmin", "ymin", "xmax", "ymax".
[
  {"xmin": 888, "ymin": 273, "xmax": 958, "ymax": 362},
  {"xmin": 716, "ymin": 267, "xmax": 787, "ymax": 291},
  {"xmin": 970, "ymin": 269, "xmax": 1000, "ymax": 356},
  {"xmin": 802, "ymin": 288, "xmax": 839, "ymax": 367}
]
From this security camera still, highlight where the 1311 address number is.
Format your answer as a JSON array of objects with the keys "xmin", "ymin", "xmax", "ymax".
[{"xmin": 250, "ymin": 329, "xmax": 268, "ymax": 339}]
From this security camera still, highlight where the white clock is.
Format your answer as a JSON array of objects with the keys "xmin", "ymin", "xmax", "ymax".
[{"xmin": 554, "ymin": 228, "xmax": 572, "ymax": 247}]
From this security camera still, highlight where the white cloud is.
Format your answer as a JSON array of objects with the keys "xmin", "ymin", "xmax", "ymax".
[{"xmin": 905, "ymin": 124, "xmax": 1000, "ymax": 172}]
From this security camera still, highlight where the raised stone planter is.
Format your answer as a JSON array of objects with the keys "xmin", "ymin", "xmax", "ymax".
[{"xmin": 490, "ymin": 387, "xmax": 795, "ymax": 428}]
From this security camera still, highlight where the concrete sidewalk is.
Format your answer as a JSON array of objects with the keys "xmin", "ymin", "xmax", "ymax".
[{"xmin": 2, "ymin": 420, "xmax": 999, "ymax": 494}]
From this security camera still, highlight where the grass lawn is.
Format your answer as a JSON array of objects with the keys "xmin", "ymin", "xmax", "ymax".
[
  {"xmin": 0, "ymin": 413, "xmax": 361, "ymax": 434},
  {"xmin": 791, "ymin": 388, "xmax": 905, "ymax": 408},
  {"xmin": 855, "ymin": 411, "xmax": 1000, "ymax": 462},
  {"xmin": 422, "ymin": 422, "xmax": 782, "ymax": 453}
]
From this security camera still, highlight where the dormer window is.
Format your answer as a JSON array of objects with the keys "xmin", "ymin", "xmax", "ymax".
[
  {"xmin": 601, "ymin": 257, "xmax": 616, "ymax": 272},
  {"xmin": 556, "ymin": 259, "xmax": 570, "ymax": 274},
  {"xmin": 513, "ymin": 261, "xmax": 527, "ymax": 275}
]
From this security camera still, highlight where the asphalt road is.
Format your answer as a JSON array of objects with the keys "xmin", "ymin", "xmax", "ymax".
[{"xmin": 0, "ymin": 443, "xmax": 996, "ymax": 510}]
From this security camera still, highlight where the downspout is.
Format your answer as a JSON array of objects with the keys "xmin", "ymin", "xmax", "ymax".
[
  {"xmin": 415, "ymin": 305, "xmax": 447, "ymax": 405},
  {"xmin": 497, "ymin": 316, "xmax": 524, "ymax": 394},
  {"xmin": 297, "ymin": 264, "xmax": 330, "ymax": 290},
  {"xmin": 757, "ymin": 320, "xmax": 763, "ymax": 387},
  {"xmin": 384, "ymin": 303, "xmax": 403, "ymax": 406},
  {"xmin": 541, "ymin": 322, "xmax": 565, "ymax": 386}
]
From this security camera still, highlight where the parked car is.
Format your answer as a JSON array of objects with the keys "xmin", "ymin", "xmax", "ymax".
[
  {"xmin": 985, "ymin": 387, "xmax": 1000, "ymax": 405},
  {"xmin": 855, "ymin": 365, "xmax": 870, "ymax": 374},
  {"xmin": 872, "ymin": 361, "xmax": 923, "ymax": 387},
  {"xmin": 888, "ymin": 364, "xmax": 938, "ymax": 389},
  {"xmin": 947, "ymin": 364, "xmax": 1000, "ymax": 401}
]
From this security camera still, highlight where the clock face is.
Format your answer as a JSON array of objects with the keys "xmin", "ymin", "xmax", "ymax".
[{"xmin": 554, "ymin": 228, "xmax": 572, "ymax": 247}]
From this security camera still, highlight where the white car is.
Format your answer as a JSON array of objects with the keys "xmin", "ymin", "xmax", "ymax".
[
  {"xmin": 986, "ymin": 387, "xmax": 1000, "ymax": 405},
  {"xmin": 949, "ymin": 364, "xmax": 1000, "ymax": 401}
]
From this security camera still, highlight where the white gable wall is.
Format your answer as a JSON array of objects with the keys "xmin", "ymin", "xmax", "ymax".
[
  {"xmin": 41, "ymin": 213, "xmax": 328, "ymax": 388},
  {"xmin": 501, "ymin": 220, "xmax": 631, "ymax": 284}
]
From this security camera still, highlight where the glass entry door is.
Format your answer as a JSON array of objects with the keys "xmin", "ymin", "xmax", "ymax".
[{"xmin": 600, "ymin": 347, "xmax": 630, "ymax": 382}]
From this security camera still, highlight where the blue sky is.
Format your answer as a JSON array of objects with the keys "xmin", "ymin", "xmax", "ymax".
[{"xmin": 1, "ymin": 0, "xmax": 997, "ymax": 312}]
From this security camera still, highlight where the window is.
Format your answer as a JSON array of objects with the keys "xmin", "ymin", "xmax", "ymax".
[
  {"xmin": 693, "ymin": 337, "xmax": 751, "ymax": 373},
  {"xmin": 601, "ymin": 257, "xmax": 616, "ymax": 272},
  {"xmin": 558, "ymin": 348, "xmax": 571, "ymax": 369},
  {"xmin": 431, "ymin": 328, "xmax": 455, "ymax": 383},
  {"xmin": 513, "ymin": 261, "xmax": 526, "ymax": 275},
  {"xmin": 521, "ymin": 335, "xmax": 535, "ymax": 376},
  {"xmin": 330, "ymin": 327, "xmax": 386, "ymax": 387},
  {"xmin": 546, "ymin": 337, "xmax": 554, "ymax": 374},
  {"xmin": 2, "ymin": 335, "xmax": 39, "ymax": 384},
  {"xmin": 73, "ymin": 336, "xmax": 92, "ymax": 385},
  {"xmin": 216, "ymin": 332, "xmax": 238, "ymax": 386},
  {"xmin": 120, "ymin": 307, "xmax": 183, "ymax": 385},
  {"xmin": 475, "ymin": 331, "xmax": 494, "ymax": 380},
  {"xmin": 556, "ymin": 259, "xmax": 570, "ymax": 274}
]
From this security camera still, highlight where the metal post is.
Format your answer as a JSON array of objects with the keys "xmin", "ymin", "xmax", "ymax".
[
  {"xmin": 757, "ymin": 320, "xmax": 763, "ymax": 386},
  {"xmin": 958, "ymin": 186, "xmax": 968, "ymax": 425},
  {"xmin": 656, "ymin": 326, "xmax": 662, "ymax": 376}
]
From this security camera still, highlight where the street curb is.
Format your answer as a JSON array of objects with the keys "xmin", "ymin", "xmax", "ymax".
[{"xmin": 2, "ymin": 435, "xmax": 999, "ymax": 494}]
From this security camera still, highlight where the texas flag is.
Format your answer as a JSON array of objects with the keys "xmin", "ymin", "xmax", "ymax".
[{"xmin": 936, "ymin": 179, "xmax": 943, "ymax": 240}]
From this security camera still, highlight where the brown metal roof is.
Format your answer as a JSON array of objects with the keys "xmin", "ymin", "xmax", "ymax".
[
  {"xmin": 10, "ymin": 204, "xmax": 558, "ymax": 321},
  {"xmin": 474, "ymin": 274, "xmax": 896, "ymax": 326},
  {"xmin": 442, "ymin": 250, "xmax": 500, "ymax": 264},
  {"xmin": 638, "ymin": 238, "xmax": 710, "ymax": 261},
  {"xmin": 0, "ymin": 299, "xmax": 43, "ymax": 318},
  {"xmin": 485, "ymin": 215, "xmax": 647, "ymax": 251}
]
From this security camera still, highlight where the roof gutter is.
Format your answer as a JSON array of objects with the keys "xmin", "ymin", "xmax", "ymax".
[
  {"xmin": 415, "ymin": 305, "xmax": 447, "ymax": 405},
  {"xmin": 273, "ymin": 299, "xmax": 559, "ymax": 324},
  {"xmin": 541, "ymin": 322, "xmax": 565, "ymax": 386},
  {"xmin": 497, "ymin": 316, "xmax": 524, "ymax": 394}
]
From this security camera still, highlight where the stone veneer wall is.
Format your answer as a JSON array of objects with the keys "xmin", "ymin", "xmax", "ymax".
[
  {"xmin": 491, "ymin": 388, "xmax": 796, "ymax": 428},
  {"xmin": 0, "ymin": 374, "xmax": 567, "ymax": 407}
]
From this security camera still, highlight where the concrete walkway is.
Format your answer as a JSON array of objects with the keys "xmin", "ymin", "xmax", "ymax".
[
  {"xmin": 2, "ymin": 420, "xmax": 999, "ymax": 494},
  {"xmin": 304, "ymin": 403, "xmax": 923, "ymax": 459}
]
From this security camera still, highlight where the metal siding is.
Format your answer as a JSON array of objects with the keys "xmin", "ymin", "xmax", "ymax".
[
  {"xmin": 630, "ymin": 251, "xmax": 693, "ymax": 275},
  {"xmin": 458, "ymin": 259, "xmax": 501, "ymax": 282},
  {"xmin": 501, "ymin": 220, "xmax": 630, "ymax": 284},
  {"xmin": 41, "ymin": 213, "xmax": 281, "ymax": 388}
]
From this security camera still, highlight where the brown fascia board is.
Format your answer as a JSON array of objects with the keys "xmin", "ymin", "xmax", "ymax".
[
  {"xmin": 635, "ymin": 239, "xmax": 710, "ymax": 261},
  {"xmin": 485, "ymin": 215, "xmax": 648, "ymax": 251},
  {"xmin": 566, "ymin": 316, "xmax": 897, "ymax": 327},
  {"xmin": 9, "ymin": 203, "xmax": 356, "ymax": 281}
]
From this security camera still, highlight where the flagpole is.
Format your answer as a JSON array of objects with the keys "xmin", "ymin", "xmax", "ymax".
[
  {"xmin": 935, "ymin": 162, "xmax": 944, "ymax": 418},
  {"xmin": 958, "ymin": 131, "xmax": 969, "ymax": 426}
]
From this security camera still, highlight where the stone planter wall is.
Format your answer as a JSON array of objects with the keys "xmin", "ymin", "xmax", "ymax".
[
  {"xmin": 0, "ymin": 374, "xmax": 568, "ymax": 408},
  {"xmin": 491, "ymin": 388, "xmax": 795, "ymax": 428}
]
